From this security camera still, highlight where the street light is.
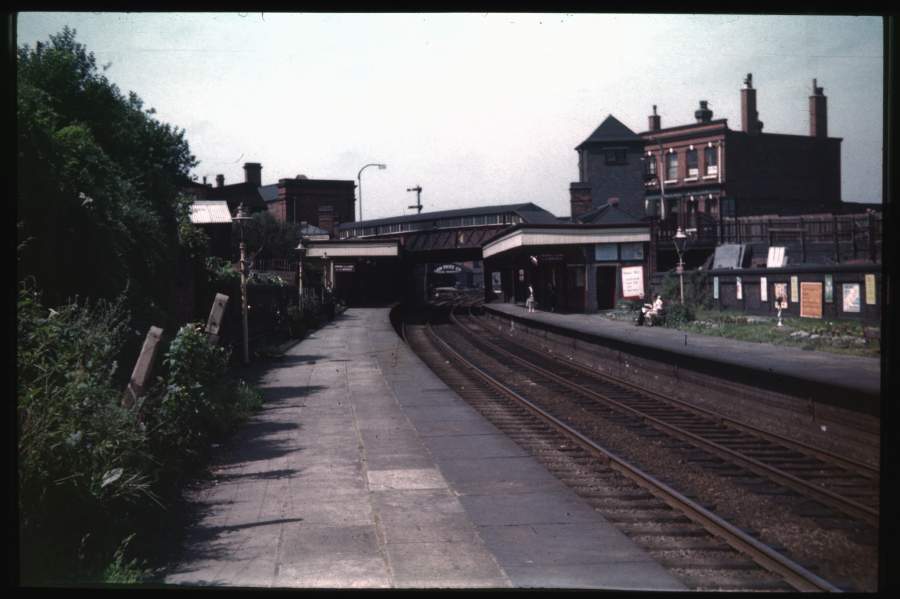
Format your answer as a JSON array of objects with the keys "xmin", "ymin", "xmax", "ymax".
[
  {"xmin": 232, "ymin": 203, "xmax": 253, "ymax": 364},
  {"xmin": 295, "ymin": 242, "xmax": 307, "ymax": 310},
  {"xmin": 673, "ymin": 227, "xmax": 688, "ymax": 304},
  {"xmin": 357, "ymin": 163, "xmax": 386, "ymax": 222}
]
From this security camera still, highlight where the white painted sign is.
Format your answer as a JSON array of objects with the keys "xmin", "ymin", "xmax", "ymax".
[
  {"xmin": 434, "ymin": 264, "xmax": 462, "ymax": 274},
  {"xmin": 621, "ymin": 265, "xmax": 645, "ymax": 300}
]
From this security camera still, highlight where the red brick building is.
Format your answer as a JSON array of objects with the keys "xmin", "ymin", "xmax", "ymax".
[
  {"xmin": 266, "ymin": 175, "xmax": 356, "ymax": 236},
  {"xmin": 187, "ymin": 162, "xmax": 356, "ymax": 237},
  {"xmin": 638, "ymin": 73, "xmax": 842, "ymax": 232}
]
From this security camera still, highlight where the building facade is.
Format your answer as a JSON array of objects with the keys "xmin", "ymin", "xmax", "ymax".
[{"xmin": 572, "ymin": 74, "xmax": 843, "ymax": 236}]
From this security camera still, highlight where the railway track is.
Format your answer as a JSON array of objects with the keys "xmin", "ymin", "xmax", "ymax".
[
  {"xmin": 453, "ymin": 309, "xmax": 880, "ymax": 531},
  {"xmin": 403, "ymin": 305, "xmax": 848, "ymax": 592}
]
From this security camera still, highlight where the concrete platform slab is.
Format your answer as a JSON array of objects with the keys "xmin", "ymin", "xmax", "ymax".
[{"xmin": 164, "ymin": 308, "xmax": 684, "ymax": 591}]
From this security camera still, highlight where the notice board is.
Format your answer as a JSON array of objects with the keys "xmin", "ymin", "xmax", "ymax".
[
  {"xmin": 800, "ymin": 282, "xmax": 823, "ymax": 319},
  {"xmin": 621, "ymin": 265, "xmax": 645, "ymax": 300}
]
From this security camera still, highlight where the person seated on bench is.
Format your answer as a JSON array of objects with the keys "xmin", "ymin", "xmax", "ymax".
[{"xmin": 637, "ymin": 295, "xmax": 664, "ymax": 326}]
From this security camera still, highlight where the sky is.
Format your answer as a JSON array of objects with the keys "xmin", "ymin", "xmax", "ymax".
[{"xmin": 16, "ymin": 12, "xmax": 884, "ymax": 221}]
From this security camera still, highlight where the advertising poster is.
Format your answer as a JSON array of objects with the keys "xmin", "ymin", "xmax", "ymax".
[
  {"xmin": 842, "ymin": 283, "xmax": 861, "ymax": 313},
  {"xmin": 735, "ymin": 276, "xmax": 743, "ymax": 300},
  {"xmin": 713, "ymin": 276, "xmax": 719, "ymax": 300},
  {"xmin": 865, "ymin": 274, "xmax": 876, "ymax": 305},
  {"xmin": 760, "ymin": 276, "xmax": 768, "ymax": 302},
  {"xmin": 774, "ymin": 283, "xmax": 788, "ymax": 308},
  {"xmin": 620, "ymin": 265, "xmax": 645, "ymax": 300},
  {"xmin": 800, "ymin": 282, "xmax": 823, "ymax": 319},
  {"xmin": 824, "ymin": 275, "xmax": 833, "ymax": 303},
  {"xmin": 790, "ymin": 276, "xmax": 799, "ymax": 303}
]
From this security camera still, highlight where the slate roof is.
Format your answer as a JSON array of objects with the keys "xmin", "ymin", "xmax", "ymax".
[
  {"xmin": 576, "ymin": 115, "xmax": 642, "ymax": 149},
  {"xmin": 258, "ymin": 184, "xmax": 279, "ymax": 203},
  {"xmin": 336, "ymin": 202, "xmax": 559, "ymax": 230}
]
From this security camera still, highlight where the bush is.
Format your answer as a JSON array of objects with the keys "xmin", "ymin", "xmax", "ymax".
[
  {"xmin": 144, "ymin": 323, "xmax": 231, "ymax": 476},
  {"xmin": 665, "ymin": 302, "xmax": 696, "ymax": 327},
  {"xmin": 17, "ymin": 282, "xmax": 155, "ymax": 582}
]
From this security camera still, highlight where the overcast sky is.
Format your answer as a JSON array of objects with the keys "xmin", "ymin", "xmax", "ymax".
[{"xmin": 17, "ymin": 12, "xmax": 884, "ymax": 221}]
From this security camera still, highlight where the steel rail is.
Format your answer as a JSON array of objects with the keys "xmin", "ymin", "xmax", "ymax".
[
  {"xmin": 465, "ymin": 312, "xmax": 877, "ymax": 480},
  {"xmin": 451, "ymin": 311, "xmax": 878, "ymax": 528},
  {"xmin": 424, "ymin": 313, "xmax": 842, "ymax": 593}
]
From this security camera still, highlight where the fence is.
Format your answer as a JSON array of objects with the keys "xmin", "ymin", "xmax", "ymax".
[{"xmin": 655, "ymin": 213, "xmax": 882, "ymax": 264}]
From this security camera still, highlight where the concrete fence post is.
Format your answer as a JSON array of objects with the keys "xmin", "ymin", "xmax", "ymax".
[
  {"xmin": 205, "ymin": 293, "xmax": 230, "ymax": 346},
  {"xmin": 124, "ymin": 326, "xmax": 163, "ymax": 409}
]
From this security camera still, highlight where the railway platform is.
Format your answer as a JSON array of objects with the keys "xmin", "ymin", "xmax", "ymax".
[
  {"xmin": 163, "ymin": 307, "xmax": 685, "ymax": 590},
  {"xmin": 483, "ymin": 302, "xmax": 881, "ymax": 417}
]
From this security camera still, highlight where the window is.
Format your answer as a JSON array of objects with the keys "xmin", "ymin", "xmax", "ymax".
[
  {"xmin": 645, "ymin": 155, "xmax": 657, "ymax": 179},
  {"xmin": 620, "ymin": 243, "xmax": 644, "ymax": 261},
  {"xmin": 686, "ymin": 149, "xmax": 699, "ymax": 178},
  {"xmin": 704, "ymin": 146, "xmax": 718, "ymax": 175},
  {"xmin": 605, "ymin": 149, "xmax": 627, "ymax": 165},
  {"xmin": 595, "ymin": 244, "xmax": 618, "ymax": 261},
  {"xmin": 665, "ymin": 152, "xmax": 678, "ymax": 180}
]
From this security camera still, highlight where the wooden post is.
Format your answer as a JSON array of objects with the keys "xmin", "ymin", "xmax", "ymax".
[
  {"xmin": 124, "ymin": 326, "xmax": 163, "ymax": 409},
  {"xmin": 205, "ymin": 293, "xmax": 229, "ymax": 346}
]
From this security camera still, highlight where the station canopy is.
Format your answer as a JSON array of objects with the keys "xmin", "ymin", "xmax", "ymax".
[
  {"xmin": 482, "ymin": 223, "xmax": 651, "ymax": 259},
  {"xmin": 301, "ymin": 238, "xmax": 400, "ymax": 258}
]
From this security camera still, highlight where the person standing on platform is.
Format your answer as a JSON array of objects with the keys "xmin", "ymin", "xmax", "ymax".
[
  {"xmin": 526, "ymin": 285, "xmax": 535, "ymax": 313},
  {"xmin": 547, "ymin": 281, "xmax": 557, "ymax": 312}
]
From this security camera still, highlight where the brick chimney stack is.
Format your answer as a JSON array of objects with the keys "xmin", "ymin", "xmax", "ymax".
[
  {"xmin": 694, "ymin": 100, "xmax": 713, "ymax": 123},
  {"xmin": 809, "ymin": 78, "xmax": 827, "ymax": 138},
  {"xmin": 243, "ymin": 162, "xmax": 262, "ymax": 186},
  {"xmin": 216, "ymin": 174, "xmax": 225, "ymax": 188},
  {"xmin": 740, "ymin": 73, "xmax": 763, "ymax": 135},
  {"xmin": 648, "ymin": 105, "xmax": 661, "ymax": 132}
]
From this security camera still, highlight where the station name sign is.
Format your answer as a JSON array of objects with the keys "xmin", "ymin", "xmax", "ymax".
[
  {"xmin": 334, "ymin": 264, "xmax": 355, "ymax": 273},
  {"xmin": 434, "ymin": 264, "xmax": 462, "ymax": 274}
]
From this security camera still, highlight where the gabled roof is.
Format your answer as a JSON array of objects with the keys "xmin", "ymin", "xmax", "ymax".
[
  {"xmin": 259, "ymin": 184, "xmax": 279, "ymax": 203},
  {"xmin": 577, "ymin": 115, "xmax": 642, "ymax": 149}
]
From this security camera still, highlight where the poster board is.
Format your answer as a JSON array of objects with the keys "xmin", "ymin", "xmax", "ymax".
[
  {"xmin": 842, "ymin": 283, "xmax": 861, "ymax": 313},
  {"xmin": 621, "ymin": 265, "xmax": 645, "ymax": 300},
  {"xmin": 760, "ymin": 276, "xmax": 768, "ymax": 302},
  {"xmin": 790, "ymin": 276, "xmax": 799, "ymax": 303},
  {"xmin": 773, "ymin": 283, "xmax": 788, "ymax": 309},
  {"xmin": 800, "ymin": 282, "xmax": 823, "ymax": 319},
  {"xmin": 865, "ymin": 274, "xmax": 876, "ymax": 305}
]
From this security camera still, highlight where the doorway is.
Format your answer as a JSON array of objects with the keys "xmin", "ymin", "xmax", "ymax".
[{"xmin": 596, "ymin": 266, "xmax": 617, "ymax": 310}]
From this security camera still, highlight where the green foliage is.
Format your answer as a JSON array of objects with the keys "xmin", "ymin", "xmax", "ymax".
[
  {"xmin": 206, "ymin": 256, "xmax": 240, "ymax": 285},
  {"xmin": 16, "ymin": 281, "xmax": 156, "ymax": 583},
  {"xmin": 17, "ymin": 27, "xmax": 197, "ymax": 324},
  {"xmin": 145, "ymin": 324, "xmax": 232, "ymax": 473},
  {"xmin": 664, "ymin": 302, "xmax": 695, "ymax": 327},
  {"xmin": 232, "ymin": 210, "xmax": 303, "ymax": 262}
]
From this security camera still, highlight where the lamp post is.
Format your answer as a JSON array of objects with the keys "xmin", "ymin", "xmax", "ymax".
[
  {"xmin": 232, "ymin": 203, "xmax": 254, "ymax": 364},
  {"xmin": 357, "ymin": 163, "xmax": 386, "ymax": 222},
  {"xmin": 673, "ymin": 227, "xmax": 688, "ymax": 304},
  {"xmin": 296, "ymin": 243, "xmax": 307, "ymax": 310}
]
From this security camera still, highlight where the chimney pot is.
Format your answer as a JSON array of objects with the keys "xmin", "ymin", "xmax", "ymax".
[
  {"xmin": 243, "ymin": 162, "xmax": 262, "ymax": 186},
  {"xmin": 648, "ymin": 104, "xmax": 661, "ymax": 132},
  {"xmin": 216, "ymin": 174, "xmax": 225, "ymax": 188}
]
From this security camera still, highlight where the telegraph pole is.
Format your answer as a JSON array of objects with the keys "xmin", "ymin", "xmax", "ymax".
[{"xmin": 407, "ymin": 185, "xmax": 423, "ymax": 214}]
